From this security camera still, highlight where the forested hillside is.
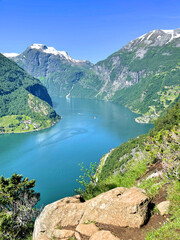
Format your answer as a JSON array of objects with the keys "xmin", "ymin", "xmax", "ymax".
[{"xmin": 0, "ymin": 53, "xmax": 60, "ymax": 133}]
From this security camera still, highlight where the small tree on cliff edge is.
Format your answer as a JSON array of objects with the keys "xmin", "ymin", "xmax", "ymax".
[{"xmin": 0, "ymin": 173, "xmax": 40, "ymax": 240}]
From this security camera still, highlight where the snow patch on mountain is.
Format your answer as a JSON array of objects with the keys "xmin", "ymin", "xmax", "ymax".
[
  {"xmin": 29, "ymin": 43, "xmax": 86, "ymax": 63},
  {"xmin": 137, "ymin": 29, "xmax": 180, "ymax": 44},
  {"xmin": 162, "ymin": 29, "xmax": 180, "ymax": 44},
  {"xmin": 30, "ymin": 44, "xmax": 45, "ymax": 50},
  {"xmin": 3, "ymin": 53, "xmax": 19, "ymax": 58},
  {"xmin": 162, "ymin": 30, "xmax": 174, "ymax": 34}
]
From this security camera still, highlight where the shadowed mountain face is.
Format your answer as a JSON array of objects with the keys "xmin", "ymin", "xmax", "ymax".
[
  {"xmin": 0, "ymin": 53, "xmax": 58, "ymax": 122},
  {"xmin": 5, "ymin": 28, "xmax": 180, "ymax": 122}
]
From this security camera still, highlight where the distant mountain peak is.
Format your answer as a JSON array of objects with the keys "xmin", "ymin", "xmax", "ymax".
[
  {"xmin": 122, "ymin": 28, "xmax": 180, "ymax": 53},
  {"xmin": 29, "ymin": 43, "xmax": 86, "ymax": 63},
  {"xmin": 2, "ymin": 43, "xmax": 87, "ymax": 64},
  {"xmin": 137, "ymin": 28, "xmax": 180, "ymax": 44}
]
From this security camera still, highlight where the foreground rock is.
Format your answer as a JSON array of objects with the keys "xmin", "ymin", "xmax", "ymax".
[
  {"xmin": 33, "ymin": 195, "xmax": 85, "ymax": 240},
  {"xmin": 90, "ymin": 230, "xmax": 120, "ymax": 240},
  {"xmin": 76, "ymin": 223, "xmax": 99, "ymax": 237},
  {"xmin": 33, "ymin": 187, "xmax": 150, "ymax": 240},
  {"xmin": 157, "ymin": 200, "xmax": 170, "ymax": 215},
  {"xmin": 80, "ymin": 187, "xmax": 149, "ymax": 228},
  {"xmin": 53, "ymin": 229, "xmax": 75, "ymax": 239}
]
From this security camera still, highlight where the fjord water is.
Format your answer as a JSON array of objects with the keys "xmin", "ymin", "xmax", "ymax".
[{"xmin": 0, "ymin": 98, "xmax": 152, "ymax": 206}]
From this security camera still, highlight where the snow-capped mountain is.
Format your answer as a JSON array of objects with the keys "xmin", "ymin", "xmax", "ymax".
[
  {"xmin": 4, "ymin": 43, "xmax": 97, "ymax": 98},
  {"xmin": 123, "ymin": 28, "xmax": 180, "ymax": 54},
  {"xmin": 3, "ymin": 28, "xmax": 180, "ymax": 123},
  {"xmin": 27, "ymin": 43, "xmax": 87, "ymax": 63}
]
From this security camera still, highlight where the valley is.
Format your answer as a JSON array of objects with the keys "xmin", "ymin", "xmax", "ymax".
[
  {"xmin": 0, "ymin": 27, "xmax": 179, "ymax": 240},
  {"xmin": 6, "ymin": 28, "xmax": 180, "ymax": 123}
]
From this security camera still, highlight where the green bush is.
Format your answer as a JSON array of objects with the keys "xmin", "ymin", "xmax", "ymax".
[{"xmin": 0, "ymin": 173, "xmax": 40, "ymax": 240}]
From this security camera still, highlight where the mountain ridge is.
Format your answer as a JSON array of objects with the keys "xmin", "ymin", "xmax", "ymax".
[
  {"xmin": 3, "ymin": 28, "xmax": 180, "ymax": 63},
  {"xmin": 3, "ymin": 28, "xmax": 180, "ymax": 123}
]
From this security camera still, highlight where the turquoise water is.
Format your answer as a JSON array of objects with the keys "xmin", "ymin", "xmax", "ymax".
[{"xmin": 0, "ymin": 98, "xmax": 153, "ymax": 206}]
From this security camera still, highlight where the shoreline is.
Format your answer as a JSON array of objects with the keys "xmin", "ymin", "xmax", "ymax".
[{"xmin": 0, "ymin": 117, "xmax": 61, "ymax": 135}]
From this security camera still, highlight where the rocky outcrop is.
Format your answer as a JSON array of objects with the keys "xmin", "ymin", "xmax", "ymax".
[
  {"xmin": 79, "ymin": 187, "xmax": 149, "ymax": 228},
  {"xmin": 33, "ymin": 187, "xmax": 150, "ymax": 240},
  {"xmin": 33, "ymin": 195, "xmax": 86, "ymax": 240},
  {"xmin": 53, "ymin": 229, "xmax": 75, "ymax": 239}
]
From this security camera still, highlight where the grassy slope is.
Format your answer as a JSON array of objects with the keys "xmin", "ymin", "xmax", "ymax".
[{"xmin": 78, "ymin": 100, "xmax": 180, "ymax": 239}]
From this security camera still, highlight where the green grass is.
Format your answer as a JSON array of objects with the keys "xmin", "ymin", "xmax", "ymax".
[
  {"xmin": 103, "ymin": 150, "xmax": 151, "ymax": 188},
  {"xmin": 135, "ymin": 85, "xmax": 180, "ymax": 123},
  {"xmin": 69, "ymin": 237, "xmax": 75, "ymax": 240},
  {"xmin": 0, "ymin": 114, "xmax": 57, "ymax": 134},
  {"xmin": 145, "ymin": 180, "xmax": 180, "ymax": 240},
  {"xmin": 0, "ymin": 115, "xmax": 19, "ymax": 127},
  {"xmin": 25, "ymin": 235, "xmax": 32, "ymax": 240},
  {"xmin": 138, "ymin": 177, "xmax": 167, "ymax": 198},
  {"xmin": 84, "ymin": 220, "xmax": 97, "ymax": 224},
  {"xmin": 146, "ymin": 218, "xmax": 180, "ymax": 240}
]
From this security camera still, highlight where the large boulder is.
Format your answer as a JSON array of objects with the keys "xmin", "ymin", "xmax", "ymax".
[
  {"xmin": 33, "ymin": 195, "xmax": 86, "ymax": 240},
  {"xmin": 33, "ymin": 187, "xmax": 150, "ymax": 240},
  {"xmin": 80, "ymin": 187, "xmax": 149, "ymax": 228}
]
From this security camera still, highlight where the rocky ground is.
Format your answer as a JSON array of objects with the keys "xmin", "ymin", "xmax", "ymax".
[{"xmin": 33, "ymin": 187, "xmax": 170, "ymax": 240}]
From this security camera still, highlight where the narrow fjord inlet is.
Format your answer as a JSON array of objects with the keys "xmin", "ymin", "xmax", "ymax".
[
  {"xmin": 0, "ymin": 98, "xmax": 152, "ymax": 205},
  {"xmin": 0, "ymin": 1, "xmax": 180, "ymax": 239}
]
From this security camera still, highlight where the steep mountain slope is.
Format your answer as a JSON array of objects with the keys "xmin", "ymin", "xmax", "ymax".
[
  {"xmin": 7, "ymin": 44, "xmax": 102, "ymax": 98},
  {"xmin": 5, "ymin": 29, "xmax": 180, "ymax": 122},
  {"xmin": 0, "ymin": 53, "xmax": 60, "ymax": 133},
  {"xmin": 94, "ymin": 28, "xmax": 180, "ymax": 122}
]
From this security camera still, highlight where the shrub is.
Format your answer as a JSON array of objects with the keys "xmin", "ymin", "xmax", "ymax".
[{"xmin": 0, "ymin": 173, "xmax": 40, "ymax": 240}]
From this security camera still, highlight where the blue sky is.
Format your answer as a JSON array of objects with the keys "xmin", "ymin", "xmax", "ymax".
[{"xmin": 0, "ymin": 0, "xmax": 180, "ymax": 63}]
